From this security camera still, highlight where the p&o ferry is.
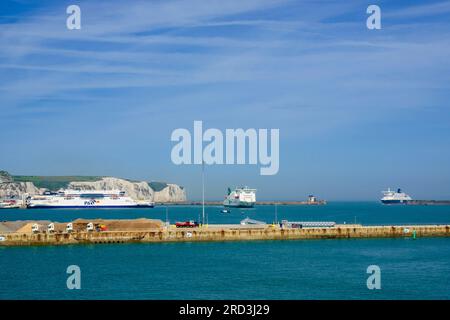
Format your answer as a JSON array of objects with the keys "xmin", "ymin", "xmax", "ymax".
[{"xmin": 27, "ymin": 190, "xmax": 154, "ymax": 209}]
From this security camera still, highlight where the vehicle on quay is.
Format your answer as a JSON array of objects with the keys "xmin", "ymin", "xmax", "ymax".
[{"xmin": 175, "ymin": 220, "xmax": 199, "ymax": 228}]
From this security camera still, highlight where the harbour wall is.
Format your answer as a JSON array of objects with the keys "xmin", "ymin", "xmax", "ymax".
[
  {"xmin": 407, "ymin": 200, "xmax": 450, "ymax": 205},
  {"xmin": 159, "ymin": 200, "xmax": 326, "ymax": 206},
  {"xmin": 1, "ymin": 224, "xmax": 449, "ymax": 246}
]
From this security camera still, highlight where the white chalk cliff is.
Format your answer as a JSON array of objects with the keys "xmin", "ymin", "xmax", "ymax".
[
  {"xmin": 0, "ymin": 171, "xmax": 41, "ymax": 198},
  {"xmin": 68, "ymin": 177, "xmax": 153, "ymax": 200},
  {"xmin": 70, "ymin": 178, "xmax": 186, "ymax": 202},
  {"xmin": 152, "ymin": 183, "xmax": 186, "ymax": 203},
  {"xmin": 0, "ymin": 171, "xmax": 186, "ymax": 203}
]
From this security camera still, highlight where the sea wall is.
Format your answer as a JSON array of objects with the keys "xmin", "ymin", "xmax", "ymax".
[
  {"xmin": 1, "ymin": 223, "xmax": 449, "ymax": 246},
  {"xmin": 407, "ymin": 200, "xmax": 450, "ymax": 205}
]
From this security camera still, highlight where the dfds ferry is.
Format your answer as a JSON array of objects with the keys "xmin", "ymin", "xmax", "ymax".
[
  {"xmin": 381, "ymin": 188, "xmax": 412, "ymax": 204},
  {"xmin": 27, "ymin": 190, "xmax": 154, "ymax": 208}
]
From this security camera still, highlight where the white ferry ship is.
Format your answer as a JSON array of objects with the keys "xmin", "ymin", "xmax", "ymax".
[
  {"xmin": 381, "ymin": 188, "xmax": 412, "ymax": 204},
  {"xmin": 0, "ymin": 198, "xmax": 22, "ymax": 209},
  {"xmin": 27, "ymin": 190, "xmax": 154, "ymax": 209},
  {"xmin": 223, "ymin": 187, "xmax": 256, "ymax": 208}
]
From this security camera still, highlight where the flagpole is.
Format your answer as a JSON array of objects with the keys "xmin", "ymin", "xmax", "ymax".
[
  {"xmin": 202, "ymin": 160, "xmax": 205, "ymax": 226},
  {"xmin": 275, "ymin": 203, "xmax": 278, "ymax": 224}
]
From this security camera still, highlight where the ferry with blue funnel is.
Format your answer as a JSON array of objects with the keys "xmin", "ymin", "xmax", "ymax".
[
  {"xmin": 381, "ymin": 188, "xmax": 412, "ymax": 204},
  {"xmin": 27, "ymin": 190, "xmax": 154, "ymax": 208}
]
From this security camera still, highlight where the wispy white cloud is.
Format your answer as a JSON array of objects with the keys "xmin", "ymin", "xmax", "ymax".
[
  {"xmin": 1, "ymin": 0, "xmax": 450, "ymax": 121},
  {"xmin": 385, "ymin": 0, "xmax": 450, "ymax": 18}
]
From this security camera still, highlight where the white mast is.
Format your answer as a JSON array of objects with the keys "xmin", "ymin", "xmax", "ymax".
[
  {"xmin": 165, "ymin": 206, "xmax": 169, "ymax": 224},
  {"xmin": 275, "ymin": 202, "xmax": 278, "ymax": 224},
  {"xmin": 202, "ymin": 160, "xmax": 205, "ymax": 225}
]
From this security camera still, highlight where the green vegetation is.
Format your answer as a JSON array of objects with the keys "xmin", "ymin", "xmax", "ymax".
[
  {"xmin": 7, "ymin": 173, "xmax": 176, "ymax": 192},
  {"xmin": 12, "ymin": 176, "xmax": 103, "ymax": 191},
  {"xmin": 148, "ymin": 181, "xmax": 168, "ymax": 192},
  {"xmin": 0, "ymin": 170, "xmax": 13, "ymax": 183}
]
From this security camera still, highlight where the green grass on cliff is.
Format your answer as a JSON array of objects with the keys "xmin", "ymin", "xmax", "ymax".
[
  {"xmin": 148, "ymin": 181, "xmax": 168, "ymax": 192},
  {"xmin": 10, "ymin": 175, "xmax": 177, "ymax": 192},
  {"xmin": 12, "ymin": 176, "xmax": 103, "ymax": 190}
]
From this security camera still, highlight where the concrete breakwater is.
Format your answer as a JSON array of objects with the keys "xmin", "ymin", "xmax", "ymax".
[
  {"xmin": 1, "ymin": 219, "xmax": 449, "ymax": 246},
  {"xmin": 407, "ymin": 200, "xmax": 450, "ymax": 205},
  {"xmin": 161, "ymin": 200, "xmax": 326, "ymax": 206}
]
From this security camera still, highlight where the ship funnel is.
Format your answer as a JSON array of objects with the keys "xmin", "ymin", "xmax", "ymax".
[{"xmin": 397, "ymin": 188, "xmax": 401, "ymax": 193}]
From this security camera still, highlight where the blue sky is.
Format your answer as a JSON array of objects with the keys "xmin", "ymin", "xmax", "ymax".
[{"xmin": 1, "ymin": 0, "xmax": 450, "ymax": 200}]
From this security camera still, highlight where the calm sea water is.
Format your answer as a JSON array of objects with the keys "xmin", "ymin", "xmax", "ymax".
[{"xmin": 1, "ymin": 202, "xmax": 450, "ymax": 299}]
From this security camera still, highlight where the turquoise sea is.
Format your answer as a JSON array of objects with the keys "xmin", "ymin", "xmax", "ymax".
[{"xmin": 1, "ymin": 202, "xmax": 450, "ymax": 299}]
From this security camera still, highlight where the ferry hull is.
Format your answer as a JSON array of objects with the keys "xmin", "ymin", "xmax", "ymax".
[
  {"xmin": 381, "ymin": 200, "xmax": 409, "ymax": 204},
  {"xmin": 223, "ymin": 202, "xmax": 254, "ymax": 208}
]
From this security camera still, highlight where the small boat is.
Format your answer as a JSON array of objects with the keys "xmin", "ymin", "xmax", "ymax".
[
  {"xmin": 221, "ymin": 209, "xmax": 230, "ymax": 213},
  {"xmin": 0, "ymin": 198, "xmax": 21, "ymax": 209},
  {"xmin": 240, "ymin": 217, "xmax": 266, "ymax": 225}
]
